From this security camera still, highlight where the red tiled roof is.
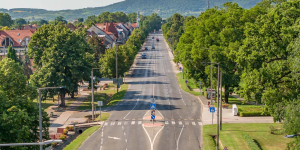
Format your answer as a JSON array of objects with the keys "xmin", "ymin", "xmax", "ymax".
[
  {"xmin": 96, "ymin": 22, "xmax": 118, "ymax": 38},
  {"xmin": 0, "ymin": 30, "xmax": 34, "ymax": 47},
  {"xmin": 131, "ymin": 23, "xmax": 137, "ymax": 28}
]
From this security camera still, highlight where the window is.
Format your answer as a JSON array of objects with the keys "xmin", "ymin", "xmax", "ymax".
[
  {"xmin": 18, "ymin": 39, "xmax": 22, "ymax": 42},
  {"xmin": 22, "ymin": 42, "xmax": 25, "ymax": 46},
  {"xmin": 17, "ymin": 33, "xmax": 20, "ymax": 36}
]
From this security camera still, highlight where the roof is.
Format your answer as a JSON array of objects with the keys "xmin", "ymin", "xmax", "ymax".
[
  {"xmin": 131, "ymin": 23, "xmax": 137, "ymax": 28},
  {"xmin": 87, "ymin": 31, "xmax": 97, "ymax": 36},
  {"xmin": 0, "ymin": 30, "xmax": 35, "ymax": 47},
  {"xmin": 95, "ymin": 23, "xmax": 107, "ymax": 30}
]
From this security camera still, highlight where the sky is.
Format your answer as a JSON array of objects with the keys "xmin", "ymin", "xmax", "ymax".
[{"xmin": 1, "ymin": 0, "xmax": 124, "ymax": 10}]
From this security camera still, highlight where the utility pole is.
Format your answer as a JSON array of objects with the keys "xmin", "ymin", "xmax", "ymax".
[
  {"xmin": 210, "ymin": 49, "xmax": 213, "ymax": 125},
  {"xmin": 216, "ymin": 64, "xmax": 220, "ymax": 150},
  {"xmin": 220, "ymin": 69, "xmax": 223, "ymax": 130},
  {"xmin": 116, "ymin": 42, "xmax": 118, "ymax": 93},
  {"xmin": 207, "ymin": 0, "xmax": 210, "ymax": 9}
]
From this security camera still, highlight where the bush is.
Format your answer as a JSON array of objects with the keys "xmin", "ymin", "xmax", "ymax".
[
  {"xmin": 238, "ymin": 107, "xmax": 270, "ymax": 117},
  {"xmin": 63, "ymin": 129, "xmax": 68, "ymax": 135},
  {"xmin": 66, "ymin": 126, "xmax": 69, "ymax": 130},
  {"xmin": 242, "ymin": 133, "xmax": 262, "ymax": 150},
  {"xmin": 51, "ymin": 142, "xmax": 58, "ymax": 147},
  {"xmin": 59, "ymin": 134, "xmax": 67, "ymax": 140},
  {"xmin": 69, "ymin": 126, "xmax": 74, "ymax": 131},
  {"xmin": 269, "ymin": 126, "xmax": 284, "ymax": 135}
]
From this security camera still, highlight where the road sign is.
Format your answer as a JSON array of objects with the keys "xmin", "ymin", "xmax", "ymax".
[
  {"xmin": 223, "ymin": 146, "xmax": 228, "ymax": 150},
  {"xmin": 168, "ymin": 38, "xmax": 171, "ymax": 41},
  {"xmin": 210, "ymin": 107, "xmax": 215, "ymax": 113},
  {"xmin": 199, "ymin": 81, "xmax": 202, "ymax": 85},
  {"xmin": 185, "ymin": 80, "xmax": 188, "ymax": 84},
  {"xmin": 179, "ymin": 67, "xmax": 182, "ymax": 71},
  {"xmin": 97, "ymin": 101, "xmax": 103, "ymax": 106},
  {"xmin": 150, "ymin": 103, "xmax": 156, "ymax": 109},
  {"xmin": 151, "ymin": 115, "xmax": 155, "ymax": 120}
]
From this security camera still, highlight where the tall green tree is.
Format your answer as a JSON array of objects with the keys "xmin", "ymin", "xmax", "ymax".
[
  {"xmin": 15, "ymin": 18, "xmax": 27, "ymax": 25},
  {"xmin": 0, "ymin": 13, "xmax": 13, "ymax": 27},
  {"xmin": 54, "ymin": 16, "xmax": 67, "ymax": 25},
  {"xmin": 0, "ymin": 58, "xmax": 49, "ymax": 150},
  {"xmin": 22, "ymin": 53, "xmax": 33, "ymax": 80},
  {"xmin": 28, "ymin": 24, "xmax": 94, "ymax": 106},
  {"xmin": 87, "ymin": 35, "xmax": 106, "ymax": 61},
  {"xmin": 6, "ymin": 46, "xmax": 17, "ymax": 62}
]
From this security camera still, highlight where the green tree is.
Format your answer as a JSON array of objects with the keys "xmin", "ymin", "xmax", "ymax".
[
  {"xmin": 7, "ymin": 46, "xmax": 17, "ymax": 62},
  {"xmin": 15, "ymin": 18, "xmax": 27, "ymax": 25},
  {"xmin": 39, "ymin": 19, "xmax": 48, "ymax": 25},
  {"xmin": 54, "ymin": 16, "xmax": 67, "ymax": 25},
  {"xmin": 87, "ymin": 35, "xmax": 106, "ymax": 61},
  {"xmin": 78, "ymin": 18, "xmax": 84, "ymax": 22},
  {"xmin": 22, "ymin": 53, "xmax": 33, "ymax": 80},
  {"xmin": 0, "ymin": 58, "xmax": 49, "ymax": 150},
  {"xmin": 127, "ymin": 12, "xmax": 137, "ymax": 23},
  {"xmin": 0, "ymin": 26, "xmax": 12, "ymax": 30},
  {"xmin": 0, "ymin": 13, "xmax": 13, "ymax": 27},
  {"xmin": 28, "ymin": 24, "xmax": 94, "ymax": 106}
]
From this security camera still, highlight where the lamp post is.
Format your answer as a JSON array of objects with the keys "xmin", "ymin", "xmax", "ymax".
[
  {"xmin": 220, "ymin": 69, "xmax": 223, "ymax": 130},
  {"xmin": 38, "ymin": 86, "xmax": 65, "ymax": 150},
  {"xmin": 201, "ymin": 62, "xmax": 221, "ymax": 150},
  {"xmin": 91, "ymin": 68, "xmax": 101, "ymax": 121},
  {"xmin": 116, "ymin": 41, "xmax": 119, "ymax": 93}
]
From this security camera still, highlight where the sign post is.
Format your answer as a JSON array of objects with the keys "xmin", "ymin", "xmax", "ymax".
[
  {"xmin": 210, "ymin": 107, "xmax": 215, "ymax": 125},
  {"xmin": 97, "ymin": 101, "xmax": 103, "ymax": 121},
  {"xmin": 151, "ymin": 115, "xmax": 155, "ymax": 125},
  {"xmin": 199, "ymin": 81, "xmax": 202, "ymax": 92}
]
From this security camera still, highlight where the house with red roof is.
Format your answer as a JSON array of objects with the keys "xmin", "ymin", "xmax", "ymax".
[
  {"xmin": 0, "ymin": 29, "xmax": 36, "ymax": 55},
  {"xmin": 88, "ymin": 25, "xmax": 116, "ymax": 49}
]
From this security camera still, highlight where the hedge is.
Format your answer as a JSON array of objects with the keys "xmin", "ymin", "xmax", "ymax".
[
  {"xmin": 238, "ymin": 107, "xmax": 270, "ymax": 117},
  {"xmin": 242, "ymin": 133, "xmax": 262, "ymax": 150}
]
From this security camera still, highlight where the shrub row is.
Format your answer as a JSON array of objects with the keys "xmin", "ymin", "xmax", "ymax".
[
  {"xmin": 238, "ymin": 107, "xmax": 270, "ymax": 117},
  {"xmin": 242, "ymin": 133, "xmax": 262, "ymax": 150}
]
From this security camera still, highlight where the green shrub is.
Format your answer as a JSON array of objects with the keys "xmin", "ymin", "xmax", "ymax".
[
  {"xmin": 66, "ymin": 126, "xmax": 70, "ymax": 130},
  {"xmin": 51, "ymin": 142, "xmax": 58, "ymax": 147},
  {"xmin": 242, "ymin": 133, "xmax": 262, "ymax": 150},
  {"xmin": 69, "ymin": 126, "xmax": 74, "ymax": 131},
  {"xmin": 59, "ymin": 134, "xmax": 67, "ymax": 140},
  {"xmin": 63, "ymin": 129, "xmax": 68, "ymax": 135},
  {"xmin": 269, "ymin": 126, "xmax": 284, "ymax": 135},
  {"xmin": 238, "ymin": 107, "xmax": 270, "ymax": 117}
]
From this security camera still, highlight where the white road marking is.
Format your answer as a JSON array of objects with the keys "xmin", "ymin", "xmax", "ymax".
[
  {"xmin": 142, "ymin": 125, "xmax": 165, "ymax": 150},
  {"xmin": 118, "ymin": 122, "xmax": 122, "ymax": 125},
  {"xmin": 131, "ymin": 121, "xmax": 135, "ymax": 125},
  {"xmin": 172, "ymin": 121, "xmax": 175, "ymax": 125},
  {"xmin": 177, "ymin": 125, "xmax": 184, "ymax": 150},
  {"xmin": 104, "ymin": 122, "xmax": 108, "ymax": 126},
  {"xmin": 165, "ymin": 121, "xmax": 169, "ymax": 124},
  {"xmin": 108, "ymin": 136, "xmax": 121, "ymax": 140},
  {"xmin": 111, "ymin": 122, "xmax": 115, "ymax": 125},
  {"xmin": 123, "ymin": 98, "xmax": 139, "ymax": 119},
  {"xmin": 138, "ymin": 121, "xmax": 142, "ymax": 124},
  {"xmin": 178, "ymin": 121, "xmax": 182, "ymax": 125},
  {"xmin": 192, "ymin": 122, "xmax": 196, "ymax": 125},
  {"xmin": 185, "ymin": 122, "xmax": 189, "ymax": 125},
  {"xmin": 198, "ymin": 122, "xmax": 203, "ymax": 126}
]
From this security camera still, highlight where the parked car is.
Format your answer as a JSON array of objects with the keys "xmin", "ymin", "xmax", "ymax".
[
  {"xmin": 152, "ymin": 46, "xmax": 155, "ymax": 49},
  {"xmin": 145, "ymin": 47, "xmax": 148, "ymax": 50},
  {"xmin": 142, "ymin": 53, "xmax": 146, "ymax": 59},
  {"xmin": 156, "ymin": 38, "xmax": 159, "ymax": 42}
]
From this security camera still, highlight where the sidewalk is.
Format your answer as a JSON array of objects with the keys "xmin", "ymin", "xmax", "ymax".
[
  {"xmin": 198, "ymin": 96, "xmax": 274, "ymax": 125},
  {"xmin": 163, "ymin": 36, "xmax": 182, "ymax": 74},
  {"xmin": 49, "ymin": 92, "xmax": 89, "ymax": 134}
]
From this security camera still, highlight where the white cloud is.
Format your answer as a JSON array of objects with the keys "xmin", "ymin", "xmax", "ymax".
[{"xmin": 1, "ymin": 0, "xmax": 124, "ymax": 10}]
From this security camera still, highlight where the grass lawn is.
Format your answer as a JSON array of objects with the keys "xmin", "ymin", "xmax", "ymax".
[
  {"xmin": 78, "ymin": 83, "xmax": 128, "ymax": 110},
  {"xmin": 176, "ymin": 72, "xmax": 203, "ymax": 96},
  {"xmin": 203, "ymin": 123, "xmax": 293, "ymax": 150},
  {"xmin": 33, "ymin": 94, "xmax": 81, "ymax": 111},
  {"xmin": 63, "ymin": 126, "xmax": 100, "ymax": 150},
  {"xmin": 84, "ymin": 112, "xmax": 110, "ymax": 122}
]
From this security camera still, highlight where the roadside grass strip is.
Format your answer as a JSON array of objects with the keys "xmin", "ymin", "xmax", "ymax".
[
  {"xmin": 203, "ymin": 123, "xmax": 292, "ymax": 150},
  {"xmin": 176, "ymin": 72, "xmax": 202, "ymax": 96},
  {"xmin": 242, "ymin": 133, "xmax": 262, "ymax": 150},
  {"xmin": 84, "ymin": 112, "xmax": 110, "ymax": 122},
  {"xmin": 63, "ymin": 126, "xmax": 100, "ymax": 150},
  {"xmin": 78, "ymin": 84, "xmax": 128, "ymax": 110}
]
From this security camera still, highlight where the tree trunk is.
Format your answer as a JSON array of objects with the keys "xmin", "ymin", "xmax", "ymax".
[
  {"xmin": 225, "ymin": 85, "xmax": 229, "ymax": 104},
  {"xmin": 71, "ymin": 91, "xmax": 75, "ymax": 98},
  {"xmin": 60, "ymin": 93, "xmax": 66, "ymax": 107},
  {"xmin": 52, "ymin": 96, "xmax": 54, "ymax": 102}
]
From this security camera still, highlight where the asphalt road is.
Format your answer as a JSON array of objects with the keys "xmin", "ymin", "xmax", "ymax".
[{"xmin": 79, "ymin": 31, "xmax": 202, "ymax": 150}]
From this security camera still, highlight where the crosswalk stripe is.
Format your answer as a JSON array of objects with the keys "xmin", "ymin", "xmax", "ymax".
[
  {"xmin": 179, "ymin": 121, "xmax": 182, "ymax": 125},
  {"xmin": 131, "ymin": 121, "xmax": 135, "ymax": 125},
  {"xmin": 111, "ymin": 122, "xmax": 115, "ymax": 125},
  {"xmin": 192, "ymin": 122, "xmax": 196, "ymax": 125},
  {"xmin": 165, "ymin": 121, "xmax": 169, "ymax": 124},
  {"xmin": 198, "ymin": 122, "xmax": 202, "ymax": 126},
  {"xmin": 118, "ymin": 122, "xmax": 122, "ymax": 125},
  {"xmin": 104, "ymin": 122, "xmax": 108, "ymax": 126},
  {"xmin": 138, "ymin": 121, "xmax": 142, "ymax": 124},
  {"xmin": 172, "ymin": 121, "xmax": 175, "ymax": 125}
]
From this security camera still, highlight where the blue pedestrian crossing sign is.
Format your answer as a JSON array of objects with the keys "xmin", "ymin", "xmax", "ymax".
[
  {"xmin": 199, "ymin": 81, "xmax": 202, "ymax": 85},
  {"xmin": 210, "ymin": 107, "xmax": 215, "ymax": 113},
  {"xmin": 151, "ymin": 115, "xmax": 155, "ymax": 120},
  {"xmin": 150, "ymin": 103, "xmax": 156, "ymax": 109}
]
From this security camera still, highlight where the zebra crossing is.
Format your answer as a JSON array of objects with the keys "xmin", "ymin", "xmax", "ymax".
[{"xmin": 103, "ymin": 120, "xmax": 203, "ymax": 126}]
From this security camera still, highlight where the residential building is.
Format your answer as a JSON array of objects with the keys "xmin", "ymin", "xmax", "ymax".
[{"xmin": 88, "ymin": 25, "xmax": 116, "ymax": 48}]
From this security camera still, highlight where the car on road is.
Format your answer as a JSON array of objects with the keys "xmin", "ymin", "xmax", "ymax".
[
  {"xmin": 152, "ymin": 36, "xmax": 154, "ymax": 39},
  {"xmin": 145, "ymin": 47, "xmax": 148, "ymax": 50},
  {"xmin": 156, "ymin": 38, "xmax": 159, "ymax": 42},
  {"xmin": 142, "ymin": 53, "xmax": 146, "ymax": 59},
  {"xmin": 152, "ymin": 46, "xmax": 155, "ymax": 49}
]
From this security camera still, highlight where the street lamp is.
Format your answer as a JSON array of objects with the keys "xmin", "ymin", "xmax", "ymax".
[
  {"xmin": 202, "ymin": 62, "xmax": 221, "ymax": 150},
  {"xmin": 38, "ymin": 86, "xmax": 65, "ymax": 150},
  {"xmin": 91, "ymin": 68, "xmax": 101, "ymax": 122}
]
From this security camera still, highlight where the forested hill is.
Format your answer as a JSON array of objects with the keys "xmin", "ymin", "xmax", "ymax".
[{"xmin": 0, "ymin": 0, "xmax": 261, "ymax": 21}]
